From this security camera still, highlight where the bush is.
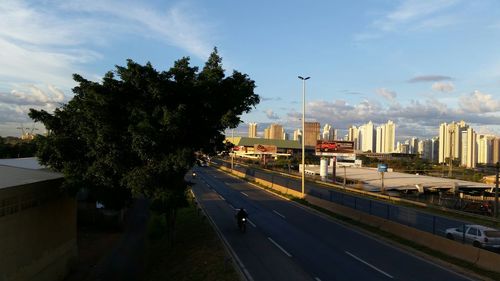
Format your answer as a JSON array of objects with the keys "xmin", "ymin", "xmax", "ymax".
[{"xmin": 147, "ymin": 212, "xmax": 167, "ymax": 240}]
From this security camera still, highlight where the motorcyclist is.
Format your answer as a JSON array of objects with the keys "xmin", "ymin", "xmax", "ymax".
[
  {"xmin": 192, "ymin": 171, "xmax": 197, "ymax": 178},
  {"xmin": 236, "ymin": 208, "xmax": 248, "ymax": 229}
]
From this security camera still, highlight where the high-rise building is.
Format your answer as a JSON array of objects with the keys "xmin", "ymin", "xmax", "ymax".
[
  {"xmin": 348, "ymin": 126, "xmax": 359, "ymax": 150},
  {"xmin": 293, "ymin": 129, "xmax": 302, "ymax": 144},
  {"xmin": 358, "ymin": 121, "xmax": 375, "ymax": 152},
  {"xmin": 431, "ymin": 137, "xmax": 439, "ymax": 162},
  {"xmin": 248, "ymin": 122, "xmax": 257, "ymax": 138},
  {"xmin": 268, "ymin": 124, "xmax": 284, "ymax": 140},
  {"xmin": 264, "ymin": 128, "xmax": 270, "ymax": 139},
  {"xmin": 438, "ymin": 121, "xmax": 469, "ymax": 164},
  {"xmin": 477, "ymin": 135, "xmax": 494, "ymax": 165},
  {"xmin": 322, "ymin": 124, "xmax": 335, "ymax": 141},
  {"xmin": 375, "ymin": 120, "xmax": 396, "ymax": 153},
  {"xmin": 460, "ymin": 127, "xmax": 477, "ymax": 168},
  {"xmin": 409, "ymin": 137, "xmax": 419, "ymax": 154},
  {"xmin": 419, "ymin": 139, "xmax": 432, "ymax": 160},
  {"xmin": 304, "ymin": 122, "xmax": 321, "ymax": 147},
  {"xmin": 493, "ymin": 137, "xmax": 500, "ymax": 164}
]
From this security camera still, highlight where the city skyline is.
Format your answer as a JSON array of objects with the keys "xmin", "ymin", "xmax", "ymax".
[{"xmin": 1, "ymin": 1, "xmax": 500, "ymax": 138}]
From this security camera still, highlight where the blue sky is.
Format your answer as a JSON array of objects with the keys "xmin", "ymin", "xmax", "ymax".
[{"xmin": 1, "ymin": 0, "xmax": 500, "ymax": 140}]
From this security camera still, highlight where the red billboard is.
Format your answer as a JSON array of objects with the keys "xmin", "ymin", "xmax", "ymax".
[
  {"xmin": 254, "ymin": 144, "xmax": 277, "ymax": 154},
  {"xmin": 316, "ymin": 140, "xmax": 354, "ymax": 155}
]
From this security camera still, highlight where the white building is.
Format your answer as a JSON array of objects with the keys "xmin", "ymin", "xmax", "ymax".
[
  {"xmin": 375, "ymin": 120, "xmax": 396, "ymax": 153},
  {"xmin": 248, "ymin": 122, "xmax": 257, "ymax": 138},
  {"xmin": 322, "ymin": 124, "xmax": 335, "ymax": 141}
]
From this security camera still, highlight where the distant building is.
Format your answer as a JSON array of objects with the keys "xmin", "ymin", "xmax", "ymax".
[
  {"xmin": 348, "ymin": 126, "xmax": 359, "ymax": 150},
  {"xmin": 293, "ymin": 129, "xmax": 302, "ymax": 144},
  {"xmin": 439, "ymin": 120, "xmax": 470, "ymax": 164},
  {"xmin": 358, "ymin": 121, "xmax": 375, "ymax": 152},
  {"xmin": 268, "ymin": 124, "xmax": 284, "ymax": 140},
  {"xmin": 322, "ymin": 124, "xmax": 334, "ymax": 141},
  {"xmin": 304, "ymin": 122, "xmax": 320, "ymax": 147},
  {"xmin": 477, "ymin": 134, "xmax": 494, "ymax": 165},
  {"xmin": 375, "ymin": 120, "xmax": 396, "ymax": 153},
  {"xmin": 248, "ymin": 122, "xmax": 258, "ymax": 138},
  {"xmin": 493, "ymin": 137, "xmax": 500, "ymax": 164}
]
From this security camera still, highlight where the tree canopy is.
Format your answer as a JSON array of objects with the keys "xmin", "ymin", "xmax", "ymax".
[{"xmin": 29, "ymin": 49, "xmax": 259, "ymax": 212}]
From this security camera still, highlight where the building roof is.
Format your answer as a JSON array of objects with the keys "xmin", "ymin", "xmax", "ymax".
[
  {"xmin": 0, "ymin": 157, "xmax": 45, "ymax": 170},
  {"xmin": 227, "ymin": 137, "xmax": 301, "ymax": 149},
  {"xmin": 0, "ymin": 165, "xmax": 62, "ymax": 190}
]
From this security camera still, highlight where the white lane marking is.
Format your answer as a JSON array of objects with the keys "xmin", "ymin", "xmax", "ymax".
[
  {"xmin": 268, "ymin": 237, "xmax": 292, "ymax": 257},
  {"xmin": 314, "ymin": 278, "xmax": 322, "ymax": 281},
  {"xmin": 219, "ymin": 195, "xmax": 225, "ymax": 201},
  {"xmin": 206, "ymin": 183, "xmax": 210, "ymax": 187},
  {"xmin": 273, "ymin": 210, "xmax": 286, "ymax": 219},
  {"xmin": 241, "ymin": 192, "xmax": 249, "ymax": 197},
  {"xmin": 345, "ymin": 251, "xmax": 393, "ymax": 279},
  {"xmin": 247, "ymin": 218, "xmax": 256, "ymax": 228},
  {"xmin": 228, "ymin": 203, "xmax": 235, "ymax": 210}
]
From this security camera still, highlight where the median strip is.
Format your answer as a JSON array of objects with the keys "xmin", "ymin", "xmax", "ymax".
[
  {"xmin": 268, "ymin": 237, "xmax": 292, "ymax": 257},
  {"xmin": 345, "ymin": 251, "xmax": 394, "ymax": 279}
]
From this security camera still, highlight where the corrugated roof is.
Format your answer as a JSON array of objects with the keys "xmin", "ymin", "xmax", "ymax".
[
  {"xmin": 0, "ymin": 165, "xmax": 62, "ymax": 189},
  {"xmin": 226, "ymin": 137, "xmax": 301, "ymax": 149}
]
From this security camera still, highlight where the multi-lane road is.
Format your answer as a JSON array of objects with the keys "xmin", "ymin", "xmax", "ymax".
[{"xmin": 191, "ymin": 166, "xmax": 476, "ymax": 281}]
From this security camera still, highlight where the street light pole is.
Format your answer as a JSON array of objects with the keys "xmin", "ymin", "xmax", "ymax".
[
  {"xmin": 298, "ymin": 76, "xmax": 310, "ymax": 198},
  {"xmin": 495, "ymin": 162, "xmax": 499, "ymax": 218}
]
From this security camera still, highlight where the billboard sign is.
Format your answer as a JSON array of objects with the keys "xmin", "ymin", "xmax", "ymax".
[
  {"xmin": 315, "ymin": 140, "xmax": 354, "ymax": 156},
  {"xmin": 254, "ymin": 144, "xmax": 277, "ymax": 154}
]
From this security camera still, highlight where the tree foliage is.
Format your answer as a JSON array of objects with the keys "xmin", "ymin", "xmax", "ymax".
[
  {"xmin": 29, "ymin": 49, "xmax": 259, "ymax": 213},
  {"xmin": 0, "ymin": 137, "xmax": 37, "ymax": 158}
]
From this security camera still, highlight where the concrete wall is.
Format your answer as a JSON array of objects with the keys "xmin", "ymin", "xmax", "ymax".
[
  {"xmin": 219, "ymin": 165, "xmax": 500, "ymax": 274},
  {"xmin": 0, "ymin": 179, "xmax": 77, "ymax": 281}
]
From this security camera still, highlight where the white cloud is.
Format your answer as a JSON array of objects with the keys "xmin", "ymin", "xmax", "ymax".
[
  {"xmin": 376, "ymin": 88, "xmax": 397, "ymax": 100},
  {"xmin": 58, "ymin": 0, "xmax": 214, "ymax": 59},
  {"xmin": 264, "ymin": 109, "xmax": 280, "ymax": 120},
  {"xmin": 432, "ymin": 81, "xmax": 455, "ymax": 92},
  {"xmin": 281, "ymin": 92, "xmax": 500, "ymax": 139},
  {"xmin": 377, "ymin": 0, "xmax": 459, "ymax": 31},
  {"xmin": 458, "ymin": 90, "xmax": 500, "ymax": 113},
  {"xmin": 356, "ymin": 0, "xmax": 460, "ymax": 41}
]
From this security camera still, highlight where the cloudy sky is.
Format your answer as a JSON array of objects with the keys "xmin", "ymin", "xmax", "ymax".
[{"xmin": 1, "ymin": 0, "xmax": 500, "ymax": 140}]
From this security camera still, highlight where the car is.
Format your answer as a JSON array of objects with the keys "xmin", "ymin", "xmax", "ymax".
[{"xmin": 445, "ymin": 224, "xmax": 500, "ymax": 249}]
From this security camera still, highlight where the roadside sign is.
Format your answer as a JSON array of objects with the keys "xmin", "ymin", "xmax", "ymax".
[{"xmin": 378, "ymin": 163, "xmax": 388, "ymax": 172}]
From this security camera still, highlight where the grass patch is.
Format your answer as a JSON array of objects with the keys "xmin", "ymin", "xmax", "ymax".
[{"xmin": 143, "ymin": 203, "xmax": 239, "ymax": 281}]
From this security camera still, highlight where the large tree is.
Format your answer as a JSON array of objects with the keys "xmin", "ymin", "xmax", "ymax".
[{"xmin": 29, "ymin": 49, "xmax": 259, "ymax": 219}]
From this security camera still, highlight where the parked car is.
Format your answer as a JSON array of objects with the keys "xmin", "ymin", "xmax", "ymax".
[{"xmin": 445, "ymin": 224, "xmax": 500, "ymax": 249}]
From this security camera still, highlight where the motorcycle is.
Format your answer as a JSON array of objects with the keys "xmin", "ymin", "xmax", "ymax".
[
  {"xmin": 238, "ymin": 217, "xmax": 247, "ymax": 233},
  {"xmin": 192, "ymin": 172, "xmax": 197, "ymax": 178}
]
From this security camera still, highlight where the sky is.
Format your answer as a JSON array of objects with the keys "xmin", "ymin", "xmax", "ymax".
[{"xmin": 1, "ymin": 0, "xmax": 500, "ymax": 141}]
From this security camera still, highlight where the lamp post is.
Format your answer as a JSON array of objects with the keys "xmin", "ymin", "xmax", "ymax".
[{"xmin": 298, "ymin": 76, "xmax": 310, "ymax": 197}]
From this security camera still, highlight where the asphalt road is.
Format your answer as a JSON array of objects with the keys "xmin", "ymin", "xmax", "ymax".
[
  {"xmin": 211, "ymin": 160, "xmax": 480, "ymax": 243},
  {"xmin": 191, "ymin": 166, "xmax": 475, "ymax": 281}
]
